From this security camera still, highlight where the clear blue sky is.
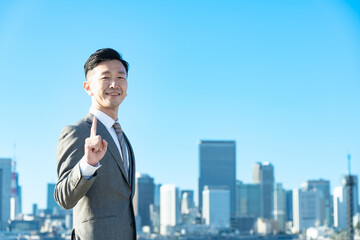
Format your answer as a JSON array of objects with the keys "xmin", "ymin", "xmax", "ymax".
[{"xmin": 0, "ymin": 0, "xmax": 359, "ymax": 214}]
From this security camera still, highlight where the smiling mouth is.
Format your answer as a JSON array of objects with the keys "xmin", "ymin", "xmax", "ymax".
[{"xmin": 106, "ymin": 92, "xmax": 122, "ymax": 96}]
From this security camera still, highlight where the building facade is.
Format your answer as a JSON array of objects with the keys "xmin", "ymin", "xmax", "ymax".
[
  {"xmin": 202, "ymin": 186, "xmax": 230, "ymax": 229},
  {"xmin": 252, "ymin": 162, "xmax": 274, "ymax": 219},
  {"xmin": 286, "ymin": 190, "xmax": 293, "ymax": 222},
  {"xmin": 293, "ymin": 188, "xmax": 321, "ymax": 232},
  {"xmin": 134, "ymin": 173, "xmax": 155, "ymax": 228},
  {"xmin": 0, "ymin": 158, "xmax": 12, "ymax": 230},
  {"xmin": 160, "ymin": 184, "xmax": 180, "ymax": 235},
  {"xmin": 273, "ymin": 183, "xmax": 286, "ymax": 232},
  {"xmin": 333, "ymin": 175, "xmax": 359, "ymax": 230},
  {"xmin": 301, "ymin": 179, "xmax": 331, "ymax": 226},
  {"xmin": 236, "ymin": 180, "xmax": 261, "ymax": 218},
  {"xmin": 198, "ymin": 140, "xmax": 236, "ymax": 216}
]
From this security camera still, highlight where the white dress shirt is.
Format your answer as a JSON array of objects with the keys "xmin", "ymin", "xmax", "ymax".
[{"xmin": 79, "ymin": 107, "xmax": 129, "ymax": 178}]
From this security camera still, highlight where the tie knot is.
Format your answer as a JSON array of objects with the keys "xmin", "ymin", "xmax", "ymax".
[{"xmin": 113, "ymin": 122, "xmax": 122, "ymax": 135}]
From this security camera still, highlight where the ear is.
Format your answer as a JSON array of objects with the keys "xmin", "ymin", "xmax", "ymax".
[{"xmin": 83, "ymin": 81, "xmax": 93, "ymax": 96}]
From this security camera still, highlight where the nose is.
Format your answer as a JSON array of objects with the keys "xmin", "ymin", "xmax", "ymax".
[{"xmin": 109, "ymin": 79, "xmax": 119, "ymax": 89}]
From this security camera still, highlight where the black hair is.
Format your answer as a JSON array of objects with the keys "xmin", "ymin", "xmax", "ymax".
[{"xmin": 84, "ymin": 48, "xmax": 129, "ymax": 77}]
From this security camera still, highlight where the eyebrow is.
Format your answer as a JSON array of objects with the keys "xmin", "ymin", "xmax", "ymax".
[{"xmin": 101, "ymin": 70, "xmax": 126, "ymax": 75}]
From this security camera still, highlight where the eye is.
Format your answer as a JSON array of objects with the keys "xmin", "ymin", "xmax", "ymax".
[{"xmin": 101, "ymin": 76, "xmax": 110, "ymax": 80}]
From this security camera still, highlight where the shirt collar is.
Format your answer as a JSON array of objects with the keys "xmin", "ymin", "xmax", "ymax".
[{"xmin": 89, "ymin": 107, "xmax": 116, "ymax": 130}]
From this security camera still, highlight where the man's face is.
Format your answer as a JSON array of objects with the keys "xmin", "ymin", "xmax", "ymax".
[{"xmin": 84, "ymin": 60, "xmax": 128, "ymax": 113}]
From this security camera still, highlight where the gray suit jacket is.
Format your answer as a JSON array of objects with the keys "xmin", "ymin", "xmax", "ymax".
[{"xmin": 55, "ymin": 113, "xmax": 136, "ymax": 240}]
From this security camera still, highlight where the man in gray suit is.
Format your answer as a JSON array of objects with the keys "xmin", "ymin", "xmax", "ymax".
[{"xmin": 55, "ymin": 48, "xmax": 136, "ymax": 239}]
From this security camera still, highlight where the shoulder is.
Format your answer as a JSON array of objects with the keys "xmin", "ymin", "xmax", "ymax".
[{"xmin": 58, "ymin": 116, "xmax": 92, "ymax": 142}]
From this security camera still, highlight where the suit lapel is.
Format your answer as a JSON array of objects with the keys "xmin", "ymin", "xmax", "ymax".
[
  {"xmin": 123, "ymin": 132, "xmax": 135, "ymax": 192},
  {"xmin": 85, "ymin": 113, "xmax": 130, "ymax": 188}
]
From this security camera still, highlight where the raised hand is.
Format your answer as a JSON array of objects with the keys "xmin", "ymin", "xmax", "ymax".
[{"xmin": 84, "ymin": 116, "xmax": 108, "ymax": 166}]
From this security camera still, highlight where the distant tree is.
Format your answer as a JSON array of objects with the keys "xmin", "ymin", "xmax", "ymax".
[{"xmin": 355, "ymin": 221, "xmax": 360, "ymax": 230}]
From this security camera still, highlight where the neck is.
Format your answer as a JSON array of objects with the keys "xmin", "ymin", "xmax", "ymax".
[{"xmin": 91, "ymin": 105, "xmax": 118, "ymax": 121}]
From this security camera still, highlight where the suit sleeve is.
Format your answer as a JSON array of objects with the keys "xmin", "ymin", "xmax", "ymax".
[{"xmin": 54, "ymin": 125, "xmax": 97, "ymax": 209}]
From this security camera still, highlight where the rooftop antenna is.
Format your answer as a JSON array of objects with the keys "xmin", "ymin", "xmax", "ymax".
[
  {"xmin": 345, "ymin": 153, "xmax": 354, "ymax": 240},
  {"xmin": 347, "ymin": 153, "xmax": 351, "ymax": 175},
  {"xmin": 12, "ymin": 143, "xmax": 17, "ymax": 172}
]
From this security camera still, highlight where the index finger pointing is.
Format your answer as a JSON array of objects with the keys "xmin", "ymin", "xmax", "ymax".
[{"xmin": 91, "ymin": 116, "xmax": 97, "ymax": 137}]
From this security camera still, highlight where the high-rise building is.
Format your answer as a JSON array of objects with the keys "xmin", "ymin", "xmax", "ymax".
[
  {"xmin": 181, "ymin": 190, "xmax": 196, "ymax": 224},
  {"xmin": 10, "ymin": 169, "xmax": 22, "ymax": 220},
  {"xmin": 273, "ymin": 183, "xmax": 286, "ymax": 232},
  {"xmin": 333, "ymin": 175, "xmax": 359, "ymax": 230},
  {"xmin": 160, "ymin": 184, "xmax": 180, "ymax": 235},
  {"xmin": 202, "ymin": 186, "xmax": 230, "ymax": 229},
  {"xmin": 32, "ymin": 203, "xmax": 38, "ymax": 216},
  {"xmin": 286, "ymin": 190, "xmax": 293, "ymax": 222},
  {"xmin": 150, "ymin": 184, "xmax": 161, "ymax": 233},
  {"xmin": 301, "ymin": 179, "xmax": 331, "ymax": 226},
  {"xmin": 252, "ymin": 162, "xmax": 262, "ymax": 184},
  {"xmin": 0, "ymin": 158, "xmax": 12, "ymax": 230},
  {"xmin": 293, "ymin": 188, "xmax": 321, "ymax": 232},
  {"xmin": 236, "ymin": 180, "xmax": 261, "ymax": 218},
  {"xmin": 47, "ymin": 183, "xmax": 64, "ymax": 215},
  {"xmin": 198, "ymin": 140, "xmax": 236, "ymax": 216},
  {"xmin": 252, "ymin": 162, "xmax": 274, "ymax": 219},
  {"xmin": 134, "ymin": 173, "xmax": 154, "ymax": 228},
  {"xmin": 181, "ymin": 190, "xmax": 194, "ymax": 214},
  {"xmin": 333, "ymin": 186, "xmax": 346, "ymax": 229}
]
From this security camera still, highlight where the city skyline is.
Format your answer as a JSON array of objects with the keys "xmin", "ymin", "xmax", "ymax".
[{"xmin": 0, "ymin": 1, "xmax": 359, "ymax": 214}]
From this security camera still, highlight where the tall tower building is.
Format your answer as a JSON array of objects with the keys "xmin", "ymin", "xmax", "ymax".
[
  {"xmin": 252, "ymin": 162, "xmax": 262, "ymax": 184},
  {"xmin": 236, "ymin": 180, "xmax": 261, "ymax": 218},
  {"xmin": 286, "ymin": 190, "xmax": 293, "ymax": 222},
  {"xmin": 333, "ymin": 175, "xmax": 359, "ymax": 230},
  {"xmin": 252, "ymin": 162, "xmax": 274, "ymax": 219},
  {"xmin": 181, "ymin": 190, "xmax": 196, "ymax": 224},
  {"xmin": 301, "ymin": 179, "xmax": 331, "ymax": 226},
  {"xmin": 150, "ymin": 184, "xmax": 161, "ymax": 233},
  {"xmin": 10, "ymin": 166, "xmax": 22, "ymax": 220},
  {"xmin": 261, "ymin": 162, "xmax": 274, "ymax": 219},
  {"xmin": 333, "ymin": 186, "xmax": 346, "ymax": 229},
  {"xmin": 160, "ymin": 184, "xmax": 180, "ymax": 235},
  {"xmin": 47, "ymin": 183, "xmax": 66, "ymax": 215},
  {"xmin": 273, "ymin": 183, "xmax": 286, "ymax": 232},
  {"xmin": 134, "ymin": 173, "xmax": 154, "ymax": 228},
  {"xmin": 0, "ymin": 158, "xmax": 12, "ymax": 230},
  {"xmin": 181, "ymin": 190, "xmax": 195, "ymax": 214},
  {"xmin": 202, "ymin": 186, "xmax": 230, "ymax": 229},
  {"xmin": 293, "ymin": 188, "xmax": 321, "ymax": 232},
  {"xmin": 198, "ymin": 140, "xmax": 236, "ymax": 216}
]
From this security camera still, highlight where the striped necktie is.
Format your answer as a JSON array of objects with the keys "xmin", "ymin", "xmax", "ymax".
[{"xmin": 113, "ymin": 122, "xmax": 129, "ymax": 179}]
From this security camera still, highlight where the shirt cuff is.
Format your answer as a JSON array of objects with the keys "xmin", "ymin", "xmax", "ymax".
[{"xmin": 79, "ymin": 157, "xmax": 101, "ymax": 179}]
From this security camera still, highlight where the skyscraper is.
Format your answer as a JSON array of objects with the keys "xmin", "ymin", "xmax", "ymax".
[
  {"xmin": 202, "ymin": 186, "xmax": 230, "ymax": 229},
  {"xmin": 333, "ymin": 186, "xmax": 346, "ymax": 229},
  {"xmin": 273, "ymin": 183, "xmax": 286, "ymax": 232},
  {"xmin": 47, "ymin": 183, "xmax": 65, "ymax": 215},
  {"xmin": 286, "ymin": 190, "xmax": 293, "ymax": 222},
  {"xmin": 252, "ymin": 162, "xmax": 261, "ymax": 184},
  {"xmin": 301, "ymin": 179, "xmax": 331, "ymax": 226},
  {"xmin": 134, "ymin": 173, "xmax": 154, "ymax": 228},
  {"xmin": 181, "ymin": 190, "xmax": 195, "ymax": 214},
  {"xmin": 150, "ymin": 184, "xmax": 161, "ymax": 233},
  {"xmin": 180, "ymin": 190, "xmax": 196, "ymax": 224},
  {"xmin": 10, "ymin": 167, "xmax": 22, "ymax": 220},
  {"xmin": 252, "ymin": 162, "xmax": 274, "ymax": 219},
  {"xmin": 333, "ymin": 175, "xmax": 359, "ymax": 230},
  {"xmin": 236, "ymin": 180, "xmax": 261, "ymax": 218},
  {"xmin": 293, "ymin": 188, "xmax": 321, "ymax": 232},
  {"xmin": 160, "ymin": 184, "xmax": 180, "ymax": 235},
  {"xmin": 0, "ymin": 158, "xmax": 11, "ymax": 230},
  {"xmin": 198, "ymin": 140, "xmax": 236, "ymax": 216}
]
